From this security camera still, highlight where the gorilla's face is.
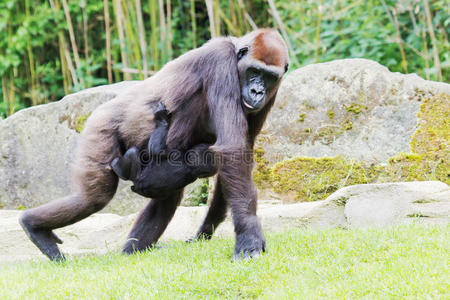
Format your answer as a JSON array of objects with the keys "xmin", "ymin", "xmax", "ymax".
[{"xmin": 234, "ymin": 30, "xmax": 289, "ymax": 114}]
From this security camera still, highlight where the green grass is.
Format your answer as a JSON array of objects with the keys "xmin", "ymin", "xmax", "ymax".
[{"xmin": 1, "ymin": 224, "xmax": 448, "ymax": 299}]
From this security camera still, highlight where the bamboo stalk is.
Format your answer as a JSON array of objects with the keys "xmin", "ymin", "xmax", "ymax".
[
  {"xmin": 136, "ymin": 0, "xmax": 148, "ymax": 77},
  {"xmin": 61, "ymin": 0, "xmax": 85, "ymax": 88},
  {"xmin": 423, "ymin": 0, "xmax": 442, "ymax": 81},
  {"xmin": 104, "ymin": 0, "xmax": 113, "ymax": 83},
  {"xmin": 392, "ymin": 8, "xmax": 408, "ymax": 74},
  {"xmin": 218, "ymin": 8, "xmax": 238, "ymax": 35},
  {"xmin": 64, "ymin": 41, "xmax": 81, "ymax": 87},
  {"xmin": 122, "ymin": 0, "xmax": 143, "ymax": 79},
  {"xmin": 150, "ymin": 0, "xmax": 159, "ymax": 70},
  {"xmin": 213, "ymin": 0, "xmax": 220, "ymax": 36},
  {"xmin": 81, "ymin": 0, "xmax": 91, "ymax": 83},
  {"xmin": 314, "ymin": 1, "xmax": 323, "ymax": 63},
  {"xmin": 9, "ymin": 72, "xmax": 16, "ymax": 116},
  {"xmin": 229, "ymin": 0, "xmax": 238, "ymax": 35},
  {"xmin": 237, "ymin": 0, "xmax": 249, "ymax": 32},
  {"xmin": 1, "ymin": 76, "xmax": 10, "ymax": 116},
  {"xmin": 58, "ymin": 35, "xmax": 70, "ymax": 93},
  {"xmin": 237, "ymin": 0, "xmax": 256, "ymax": 31},
  {"xmin": 235, "ymin": 0, "xmax": 245, "ymax": 33},
  {"xmin": 159, "ymin": 0, "xmax": 167, "ymax": 59},
  {"xmin": 25, "ymin": 0, "xmax": 38, "ymax": 106},
  {"xmin": 267, "ymin": 0, "xmax": 299, "ymax": 66},
  {"xmin": 205, "ymin": 0, "xmax": 216, "ymax": 38},
  {"xmin": 190, "ymin": 0, "xmax": 197, "ymax": 47},
  {"xmin": 422, "ymin": 22, "xmax": 430, "ymax": 80},
  {"xmin": 49, "ymin": 0, "xmax": 76, "ymax": 90},
  {"xmin": 114, "ymin": 0, "xmax": 131, "ymax": 80},
  {"xmin": 166, "ymin": 0, "xmax": 173, "ymax": 59},
  {"xmin": 380, "ymin": 0, "xmax": 394, "ymax": 25}
]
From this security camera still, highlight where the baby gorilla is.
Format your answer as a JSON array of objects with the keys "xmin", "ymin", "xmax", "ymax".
[{"xmin": 111, "ymin": 103, "xmax": 217, "ymax": 198}]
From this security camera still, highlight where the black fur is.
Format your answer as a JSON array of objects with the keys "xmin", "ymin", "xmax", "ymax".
[{"xmin": 111, "ymin": 103, "xmax": 217, "ymax": 198}]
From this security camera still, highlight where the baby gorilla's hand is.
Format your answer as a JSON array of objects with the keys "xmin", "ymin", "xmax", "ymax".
[
  {"xmin": 154, "ymin": 102, "xmax": 170, "ymax": 126},
  {"xmin": 111, "ymin": 147, "xmax": 141, "ymax": 180}
]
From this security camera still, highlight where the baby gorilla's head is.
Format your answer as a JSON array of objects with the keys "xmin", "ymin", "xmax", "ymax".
[{"xmin": 185, "ymin": 144, "xmax": 218, "ymax": 178}]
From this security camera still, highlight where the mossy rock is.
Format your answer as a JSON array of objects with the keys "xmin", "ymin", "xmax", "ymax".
[
  {"xmin": 389, "ymin": 94, "xmax": 449, "ymax": 185},
  {"xmin": 270, "ymin": 156, "xmax": 380, "ymax": 201},
  {"xmin": 253, "ymin": 146, "xmax": 272, "ymax": 188},
  {"xmin": 411, "ymin": 94, "xmax": 449, "ymax": 160}
]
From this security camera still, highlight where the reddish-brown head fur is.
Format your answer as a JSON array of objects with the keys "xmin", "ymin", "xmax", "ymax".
[{"xmin": 252, "ymin": 30, "xmax": 288, "ymax": 67}]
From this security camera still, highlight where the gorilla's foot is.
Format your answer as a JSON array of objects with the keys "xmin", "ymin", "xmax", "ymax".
[
  {"xmin": 19, "ymin": 217, "xmax": 65, "ymax": 261},
  {"xmin": 232, "ymin": 222, "xmax": 266, "ymax": 261},
  {"xmin": 122, "ymin": 239, "xmax": 154, "ymax": 255},
  {"xmin": 185, "ymin": 232, "xmax": 212, "ymax": 243}
]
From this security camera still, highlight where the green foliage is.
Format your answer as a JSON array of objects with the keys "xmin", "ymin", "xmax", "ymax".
[
  {"xmin": 0, "ymin": 225, "xmax": 447, "ymax": 298},
  {"xmin": 0, "ymin": 0, "xmax": 448, "ymax": 118},
  {"xmin": 183, "ymin": 178, "xmax": 209, "ymax": 206}
]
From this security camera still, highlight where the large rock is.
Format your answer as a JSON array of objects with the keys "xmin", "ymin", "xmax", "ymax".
[
  {"xmin": 1, "ymin": 181, "xmax": 447, "ymax": 263},
  {"xmin": 261, "ymin": 59, "xmax": 450, "ymax": 164},
  {"xmin": 0, "ymin": 82, "xmax": 206, "ymax": 213},
  {"xmin": 342, "ymin": 181, "xmax": 450, "ymax": 228}
]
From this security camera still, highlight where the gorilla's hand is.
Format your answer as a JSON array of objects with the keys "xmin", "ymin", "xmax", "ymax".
[
  {"xmin": 154, "ymin": 102, "xmax": 170, "ymax": 126},
  {"xmin": 111, "ymin": 147, "xmax": 141, "ymax": 180},
  {"xmin": 232, "ymin": 215, "xmax": 266, "ymax": 261}
]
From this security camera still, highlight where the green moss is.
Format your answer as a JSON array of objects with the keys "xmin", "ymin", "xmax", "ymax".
[
  {"xmin": 342, "ymin": 119, "xmax": 353, "ymax": 130},
  {"xmin": 74, "ymin": 114, "xmax": 91, "ymax": 133},
  {"xmin": 407, "ymin": 213, "xmax": 430, "ymax": 218},
  {"xmin": 392, "ymin": 94, "xmax": 450, "ymax": 184},
  {"xmin": 253, "ymin": 146, "xmax": 272, "ymax": 188},
  {"xmin": 345, "ymin": 103, "xmax": 366, "ymax": 114},
  {"xmin": 297, "ymin": 113, "xmax": 306, "ymax": 122},
  {"xmin": 411, "ymin": 94, "xmax": 449, "ymax": 157},
  {"xmin": 17, "ymin": 205, "xmax": 26, "ymax": 210},
  {"xmin": 271, "ymin": 156, "xmax": 379, "ymax": 201},
  {"xmin": 315, "ymin": 125, "xmax": 343, "ymax": 145},
  {"xmin": 59, "ymin": 113, "xmax": 91, "ymax": 133},
  {"xmin": 327, "ymin": 110, "xmax": 335, "ymax": 119}
]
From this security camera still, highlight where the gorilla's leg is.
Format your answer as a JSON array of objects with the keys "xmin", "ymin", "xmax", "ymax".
[
  {"xmin": 20, "ymin": 169, "xmax": 118, "ymax": 261},
  {"xmin": 191, "ymin": 177, "xmax": 227, "ymax": 240},
  {"xmin": 229, "ymin": 183, "xmax": 265, "ymax": 260},
  {"xmin": 20, "ymin": 113, "xmax": 120, "ymax": 261},
  {"xmin": 220, "ymin": 152, "xmax": 266, "ymax": 260},
  {"xmin": 122, "ymin": 189, "xmax": 183, "ymax": 254}
]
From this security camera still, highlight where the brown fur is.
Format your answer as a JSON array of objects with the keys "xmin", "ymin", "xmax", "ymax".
[
  {"xmin": 252, "ymin": 30, "xmax": 287, "ymax": 67},
  {"xmin": 20, "ymin": 29, "xmax": 289, "ymax": 261}
]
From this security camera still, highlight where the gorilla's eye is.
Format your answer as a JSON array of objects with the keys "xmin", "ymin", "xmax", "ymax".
[
  {"xmin": 237, "ymin": 47, "xmax": 249, "ymax": 61},
  {"xmin": 284, "ymin": 63, "xmax": 289, "ymax": 73}
]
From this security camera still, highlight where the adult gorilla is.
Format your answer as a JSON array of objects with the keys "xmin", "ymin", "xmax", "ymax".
[{"xmin": 20, "ymin": 29, "xmax": 289, "ymax": 261}]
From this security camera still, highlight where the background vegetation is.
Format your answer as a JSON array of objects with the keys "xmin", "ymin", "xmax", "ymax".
[{"xmin": 0, "ymin": 0, "xmax": 448, "ymax": 119}]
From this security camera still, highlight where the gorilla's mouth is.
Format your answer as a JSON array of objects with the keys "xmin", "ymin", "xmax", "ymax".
[{"xmin": 243, "ymin": 100, "xmax": 255, "ymax": 109}]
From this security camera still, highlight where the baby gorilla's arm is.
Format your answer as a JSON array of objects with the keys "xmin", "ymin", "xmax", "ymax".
[
  {"xmin": 148, "ymin": 102, "xmax": 170, "ymax": 156},
  {"xmin": 111, "ymin": 147, "xmax": 141, "ymax": 180}
]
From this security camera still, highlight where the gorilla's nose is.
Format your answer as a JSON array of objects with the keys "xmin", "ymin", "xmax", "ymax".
[
  {"xmin": 250, "ymin": 87, "xmax": 264, "ymax": 96},
  {"xmin": 250, "ymin": 87, "xmax": 265, "ymax": 103}
]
